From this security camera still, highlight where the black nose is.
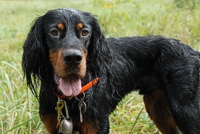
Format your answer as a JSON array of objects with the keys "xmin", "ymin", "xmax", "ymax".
[{"xmin": 63, "ymin": 49, "xmax": 83, "ymax": 66}]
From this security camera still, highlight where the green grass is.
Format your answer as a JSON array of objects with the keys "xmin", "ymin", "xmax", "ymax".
[{"xmin": 0, "ymin": 0, "xmax": 200, "ymax": 134}]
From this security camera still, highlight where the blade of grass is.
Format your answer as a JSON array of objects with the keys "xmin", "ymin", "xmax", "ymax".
[
  {"xmin": 129, "ymin": 106, "xmax": 145, "ymax": 133},
  {"xmin": 5, "ymin": 118, "xmax": 33, "ymax": 134}
]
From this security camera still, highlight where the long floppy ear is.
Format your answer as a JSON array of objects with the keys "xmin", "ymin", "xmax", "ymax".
[
  {"xmin": 22, "ymin": 16, "xmax": 51, "ymax": 97},
  {"xmin": 87, "ymin": 16, "xmax": 112, "ymax": 85}
]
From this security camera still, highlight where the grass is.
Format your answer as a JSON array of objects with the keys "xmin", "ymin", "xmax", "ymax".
[{"xmin": 0, "ymin": 0, "xmax": 200, "ymax": 134}]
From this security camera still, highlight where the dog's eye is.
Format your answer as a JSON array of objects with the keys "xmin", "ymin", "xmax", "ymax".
[
  {"xmin": 50, "ymin": 29, "xmax": 59, "ymax": 37},
  {"xmin": 81, "ymin": 30, "xmax": 89, "ymax": 36}
]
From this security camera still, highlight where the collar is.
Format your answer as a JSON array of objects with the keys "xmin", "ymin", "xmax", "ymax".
[{"xmin": 53, "ymin": 77, "xmax": 99, "ymax": 99}]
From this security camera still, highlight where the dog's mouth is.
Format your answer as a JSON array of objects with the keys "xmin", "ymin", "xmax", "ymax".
[{"xmin": 54, "ymin": 74, "xmax": 81, "ymax": 97}]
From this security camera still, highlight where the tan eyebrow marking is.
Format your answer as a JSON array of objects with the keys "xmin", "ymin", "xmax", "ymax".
[
  {"xmin": 57, "ymin": 23, "xmax": 65, "ymax": 30},
  {"xmin": 76, "ymin": 22, "xmax": 83, "ymax": 30}
]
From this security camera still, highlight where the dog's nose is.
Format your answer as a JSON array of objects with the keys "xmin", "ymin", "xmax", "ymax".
[{"xmin": 63, "ymin": 49, "xmax": 82, "ymax": 66}]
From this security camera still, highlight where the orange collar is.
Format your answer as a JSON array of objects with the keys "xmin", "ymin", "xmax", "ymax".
[{"xmin": 53, "ymin": 77, "xmax": 99, "ymax": 99}]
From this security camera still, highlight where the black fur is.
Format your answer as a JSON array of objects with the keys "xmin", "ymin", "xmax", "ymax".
[{"xmin": 22, "ymin": 8, "xmax": 200, "ymax": 134}]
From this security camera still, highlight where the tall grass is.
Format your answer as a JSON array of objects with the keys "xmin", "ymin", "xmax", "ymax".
[{"xmin": 0, "ymin": 0, "xmax": 200, "ymax": 134}]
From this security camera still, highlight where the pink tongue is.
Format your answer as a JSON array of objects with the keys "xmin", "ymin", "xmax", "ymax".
[{"xmin": 59, "ymin": 75, "xmax": 81, "ymax": 96}]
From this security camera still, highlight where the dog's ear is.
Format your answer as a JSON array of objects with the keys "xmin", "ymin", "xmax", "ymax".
[
  {"xmin": 22, "ymin": 16, "xmax": 50, "ymax": 97},
  {"xmin": 87, "ymin": 16, "xmax": 112, "ymax": 83}
]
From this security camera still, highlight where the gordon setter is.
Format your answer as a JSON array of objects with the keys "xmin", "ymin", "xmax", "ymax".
[{"xmin": 22, "ymin": 8, "xmax": 200, "ymax": 134}]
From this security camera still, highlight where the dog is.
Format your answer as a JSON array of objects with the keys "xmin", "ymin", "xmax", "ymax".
[{"xmin": 22, "ymin": 8, "xmax": 200, "ymax": 134}]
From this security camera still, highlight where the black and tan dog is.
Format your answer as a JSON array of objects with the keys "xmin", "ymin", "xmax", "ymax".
[{"xmin": 22, "ymin": 8, "xmax": 200, "ymax": 134}]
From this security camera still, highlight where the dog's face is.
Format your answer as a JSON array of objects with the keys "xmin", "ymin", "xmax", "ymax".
[
  {"xmin": 42, "ymin": 8, "xmax": 93, "ymax": 96},
  {"xmin": 23, "ymin": 8, "xmax": 110, "ymax": 98}
]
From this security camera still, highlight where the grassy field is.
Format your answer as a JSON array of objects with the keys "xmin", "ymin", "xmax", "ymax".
[{"xmin": 0, "ymin": 0, "xmax": 200, "ymax": 134}]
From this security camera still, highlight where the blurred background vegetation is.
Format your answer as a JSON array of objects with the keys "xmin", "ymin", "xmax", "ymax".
[{"xmin": 0, "ymin": 0, "xmax": 200, "ymax": 134}]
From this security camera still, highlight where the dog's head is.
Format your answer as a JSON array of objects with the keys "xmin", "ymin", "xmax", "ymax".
[{"xmin": 22, "ymin": 8, "xmax": 111, "ymax": 97}]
